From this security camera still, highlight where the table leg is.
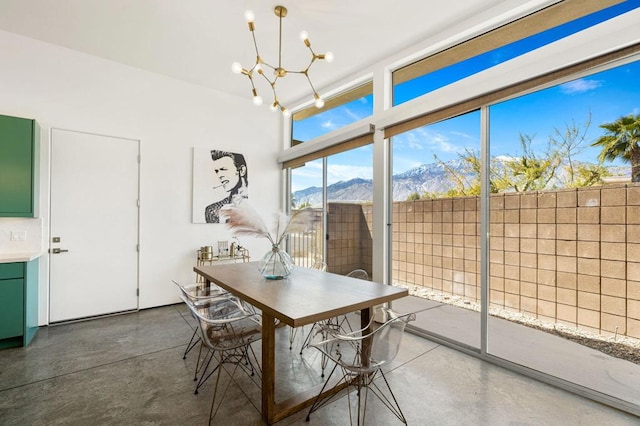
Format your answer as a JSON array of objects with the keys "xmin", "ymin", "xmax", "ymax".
[
  {"xmin": 361, "ymin": 306, "xmax": 372, "ymax": 368},
  {"xmin": 361, "ymin": 306, "xmax": 371, "ymax": 330},
  {"xmin": 262, "ymin": 312, "xmax": 276, "ymax": 424}
]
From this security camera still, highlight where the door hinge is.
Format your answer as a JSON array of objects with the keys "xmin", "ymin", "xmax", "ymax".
[
  {"xmin": 137, "ymin": 199, "xmax": 140, "ymax": 207},
  {"xmin": 136, "ymin": 288, "xmax": 139, "ymax": 296},
  {"xmin": 136, "ymin": 244, "xmax": 140, "ymax": 252},
  {"xmin": 137, "ymin": 154, "xmax": 141, "ymax": 163}
]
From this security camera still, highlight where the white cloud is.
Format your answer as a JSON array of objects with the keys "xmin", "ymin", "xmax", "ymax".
[
  {"xmin": 560, "ymin": 78, "xmax": 603, "ymax": 94},
  {"xmin": 291, "ymin": 161, "xmax": 322, "ymax": 178},
  {"xmin": 342, "ymin": 106, "xmax": 366, "ymax": 121},
  {"xmin": 321, "ymin": 119, "xmax": 336, "ymax": 129},
  {"xmin": 407, "ymin": 127, "xmax": 458, "ymax": 153},
  {"xmin": 450, "ymin": 130, "xmax": 476, "ymax": 141}
]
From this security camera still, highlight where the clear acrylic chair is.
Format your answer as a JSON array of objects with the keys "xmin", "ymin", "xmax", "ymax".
[
  {"xmin": 306, "ymin": 307, "xmax": 416, "ymax": 425},
  {"xmin": 346, "ymin": 268, "xmax": 369, "ymax": 280},
  {"xmin": 173, "ymin": 279, "xmax": 230, "ymax": 360},
  {"xmin": 297, "ymin": 268, "xmax": 370, "ymax": 370},
  {"xmin": 175, "ymin": 280, "xmax": 246, "ymax": 387},
  {"xmin": 181, "ymin": 294, "xmax": 262, "ymax": 424}
]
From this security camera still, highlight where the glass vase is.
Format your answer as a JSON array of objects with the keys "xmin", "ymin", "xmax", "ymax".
[{"xmin": 258, "ymin": 244, "xmax": 293, "ymax": 280}]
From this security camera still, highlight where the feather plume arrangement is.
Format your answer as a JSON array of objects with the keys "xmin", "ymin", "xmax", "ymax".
[{"xmin": 220, "ymin": 203, "xmax": 314, "ymax": 246}]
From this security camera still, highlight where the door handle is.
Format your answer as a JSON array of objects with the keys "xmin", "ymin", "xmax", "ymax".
[{"xmin": 50, "ymin": 248, "xmax": 69, "ymax": 254}]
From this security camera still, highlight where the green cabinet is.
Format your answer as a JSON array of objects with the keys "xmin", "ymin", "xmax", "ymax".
[
  {"xmin": 0, "ymin": 259, "xmax": 39, "ymax": 348},
  {"xmin": 0, "ymin": 114, "xmax": 39, "ymax": 217}
]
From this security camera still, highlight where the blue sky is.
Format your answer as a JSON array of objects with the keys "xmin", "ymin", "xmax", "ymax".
[
  {"xmin": 393, "ymin": 61, "xmax": 640, "ymax": 167},
  {"xmin": 291, "ymin": 1, "xmax": 640, "ymax": 192}
]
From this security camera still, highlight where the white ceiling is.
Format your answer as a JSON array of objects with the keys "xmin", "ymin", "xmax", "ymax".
[{"xmin": 0, "ymin": 1, "xmax": 554, "ymax": 108}]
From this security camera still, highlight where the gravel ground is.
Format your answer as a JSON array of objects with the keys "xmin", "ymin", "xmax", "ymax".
[{"xmin": 399, "ymin": 284, "xmax": 640, "ymax": 365}]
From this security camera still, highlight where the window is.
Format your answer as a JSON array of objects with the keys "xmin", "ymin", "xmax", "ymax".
[
  {"xmin": 291, "ymin": 82, "xmax": 373, "ymax": 145},
  {"xmin": 392, "ymin": 0, "xmax": 636, "ymax": 106}
]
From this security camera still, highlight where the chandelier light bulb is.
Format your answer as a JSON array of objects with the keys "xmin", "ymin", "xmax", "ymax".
[
  {"xmin": 324, "ymin": 51, "xmax": 334, "ymax": 63},
  {"xmin": 231, "ymin": 62, "xmax": 243, "ymax": 74},
  {"xmin": 270, "ymin": 102, "xmax": 279, "ymax": 112},
  {"xmin": 244, "ymin": 10, "xmax": 255, "ymax": 23},
  {"xmin": 299, "ymin": 31, "xmax": 309, "ymax": 42},
  {"xmin": 251, "ymin": 88, "xmax": 263, "ymax": 106},
  {"xmin": 282, "ymin": 107, "xmax": 291, "ymax": 117},
  {"xmin": 314, "ymin": 96, "xmax": 325, "ymax": 109}
]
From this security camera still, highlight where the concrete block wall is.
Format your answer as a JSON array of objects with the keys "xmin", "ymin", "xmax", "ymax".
[
  {"xmin": 392, "ymin": 196, "xmax": 481, "ymax": 303},
  {"xmin": 326, "ymin": 202, "xmax": 373, "ymax": 276},
  {"xmin": 391, "ymin": 183, "xmax": 640, "ymax": 340}
]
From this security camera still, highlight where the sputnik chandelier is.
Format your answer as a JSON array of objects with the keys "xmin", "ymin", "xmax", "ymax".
[{"xmin": 231, "ymin": 5, "xmax": 334, "ymax": 117}]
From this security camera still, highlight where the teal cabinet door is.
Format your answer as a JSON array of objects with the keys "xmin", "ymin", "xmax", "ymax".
[
  {"xmin": 0, "ymin": 278, "xmax": 24, "ymax": 340},
  {"xmin": 0, "ymin": 261, "xmax": 38, "ymax": 348},
  {"xmin": 0, "ymin": 114, "xmax": 38, "ymax": 217}
]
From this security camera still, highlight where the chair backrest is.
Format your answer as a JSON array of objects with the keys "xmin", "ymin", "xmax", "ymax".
[
  {"xmin": 311, "ymin": 260, "xmax": 327, "ymax": 271},
  {"xmin": 346, "ymin": 269, "xmax": 369, "ymax": 280},
  {"xmin": 181, "ymin": 295, "xmax": 261, "ymax": 351},
  {"xmin": 312, "ymin": 307, "xmax": 415, "ymax": 373},
  {"xmin": 172, "ymin": 279, "xmax": 227, "ymax": 302},
  {"xmin": 369, "ymin": 309, "xmax": 415, "ymax": 370}
]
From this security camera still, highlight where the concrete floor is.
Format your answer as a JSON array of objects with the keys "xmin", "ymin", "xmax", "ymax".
[{"xmin": 0, "ymin": 303, "xmax": 638, "ymax": 425}]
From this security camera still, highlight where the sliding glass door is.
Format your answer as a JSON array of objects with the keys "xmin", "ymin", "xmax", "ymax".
[
  {"xmin": 486, "ymin": 59, "xmax": 640, "ymax": 407},
  {"xmin": 386, "ymin": 57, "xmax": 640, "ymax": 407},
  {"xmin": 390, "ymin": 110, "xmax": 482, "ymax": 349}
]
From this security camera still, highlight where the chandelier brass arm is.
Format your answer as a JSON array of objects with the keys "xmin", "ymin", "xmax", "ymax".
[{"xmin": 231, "ymin": 5, "xmax": 334, "ymax": 117}]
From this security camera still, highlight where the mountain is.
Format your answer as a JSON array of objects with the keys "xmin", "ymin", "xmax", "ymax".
[
  {"xmin": 294, "ymin": 178, "xmax": 373, "ymax": 206},
  {"xmin": 392, "ymin": 159, "xmax": 476, "ymax": 200},
  {"xmin": 292, "ymin": 161, "xmax": 472, "ymax": 206},
  {"xmin": 292, "ymin": 160, "xmax": 631, "ymax": 207}
]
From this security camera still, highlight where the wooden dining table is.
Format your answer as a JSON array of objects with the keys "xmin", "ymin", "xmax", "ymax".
[{"xmin": 193, "ymin": 261, "xmax": 408, "ymax": 425}]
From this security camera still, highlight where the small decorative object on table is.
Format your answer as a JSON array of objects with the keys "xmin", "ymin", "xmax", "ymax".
[
  {"xmin": 259, "ymin": 244, "xmax": 294, "ymax": 279},
  {"xmin": 220, "ymin": 203, "xmax": 314, "ymax": 279}
]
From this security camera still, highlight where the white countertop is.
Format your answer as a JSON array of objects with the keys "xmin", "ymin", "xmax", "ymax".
[{"xmin": 0, "ymin": 252, "xmax": 43, "ymax": 263}]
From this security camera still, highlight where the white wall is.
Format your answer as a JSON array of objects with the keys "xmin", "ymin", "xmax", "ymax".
[{"xmin": 0, "ymin": 30, "xmax": 282, "ymax": 324}]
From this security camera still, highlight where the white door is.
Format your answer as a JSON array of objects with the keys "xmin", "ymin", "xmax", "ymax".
[{"xmin": 49, "ymin": 129, "xmax": 139, "ymax": 323}]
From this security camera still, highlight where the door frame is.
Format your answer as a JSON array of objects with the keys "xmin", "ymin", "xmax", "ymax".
[{"xmin": 47, "ymin": 127, "xmax": 141, "ymax": 323}]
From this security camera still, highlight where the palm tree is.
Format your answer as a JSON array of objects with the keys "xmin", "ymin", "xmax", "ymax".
[{"xmin": 591, "ymin": 114, "xmax": 640, "ymax": 182}]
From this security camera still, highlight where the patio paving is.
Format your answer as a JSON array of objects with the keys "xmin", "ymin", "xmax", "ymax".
[{"xmin": 393, "ymin": 295, "xmax": 640, "ymax": 415}]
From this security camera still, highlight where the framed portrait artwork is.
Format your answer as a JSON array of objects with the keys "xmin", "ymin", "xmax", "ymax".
[{"xmin": 192, "ymin": 148, "xmax": 248, "ymax": 223}]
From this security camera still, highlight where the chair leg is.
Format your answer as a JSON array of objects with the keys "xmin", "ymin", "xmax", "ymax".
[
  {"xmin": 305, "ymin": 362, "xmax": 341, "ymax": 421},
  {"xmin": 193, "ymin": 343, "xmax": 206, "ymax": 382},
  {"xmin": 299, "ymin": 322, "xmax": 319, "ymax": 355},
  {"xmin": 338, "ymin": 314, "xmax": 354, "ymax": 334},
  {"xmin": 365, "ymin": 370, "xmax": 408, "ymax": 424},
  {"xmin": 289, "ymin": 326, "xmax": 297, "ymax": 350},
  {"xmin": 194, "ymin": 350, "xmax": 220, "ymax": 394},
  {"xmin": 208, "ymin": 355, "xmax": 243, "ymax": 424},
  {"xmin": 207, "ymin": 350, "xmax": 257, "ymax": 424},
  {"xmin": 358, "ymin": 370, "xmax": 407, "ymax": 424},
  {"xmin": 183, "ymin": 328, "xmax": 200, "ymax": 359},
  {"xmin": 300, "ymin": 317, "xmax": 351, "ymax": 356}
]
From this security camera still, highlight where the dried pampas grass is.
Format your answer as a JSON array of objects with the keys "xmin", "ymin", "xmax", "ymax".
[{"xmin": 220, "ymin": 203, "xmax": 314, "ymax": 246}]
